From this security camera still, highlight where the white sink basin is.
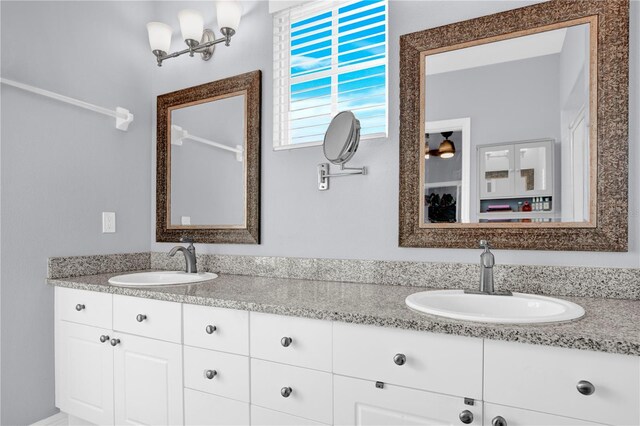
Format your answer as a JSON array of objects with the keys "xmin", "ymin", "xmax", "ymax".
[
  {"xmin": 406, "ymin": 290, "xmax": 584, "ymax": 324},
  {"xmin": 108, "ymin": 271, "xmax": 218, "ymax": 287}
]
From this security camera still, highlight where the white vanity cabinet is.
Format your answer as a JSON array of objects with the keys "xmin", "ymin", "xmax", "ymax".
[
  {"xmin": 55, "ymin": 288, "xmax": 184, "ymax": 426},
  {"xmin": 55, "ymin": 286, "xmax": 640, "ymax": 426}
]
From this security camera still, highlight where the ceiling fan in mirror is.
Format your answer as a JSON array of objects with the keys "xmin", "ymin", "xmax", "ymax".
[{"xmin": 425, "ymin": 131, "xmax": 456, "ymax": 159}]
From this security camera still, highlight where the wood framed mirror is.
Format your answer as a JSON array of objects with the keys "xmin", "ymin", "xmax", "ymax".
[
  {"xmin": 156, "ymin": 70, "xmax": 261, "ymax": 244},
  {"xmin": 399, "ymin": 0, "xmax": 629, "ymax": 251}
]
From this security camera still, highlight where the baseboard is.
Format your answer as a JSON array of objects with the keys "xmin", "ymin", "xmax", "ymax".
[{"xmin": 31, "ymin": 412, "xmax": 68, "ymax": 426}]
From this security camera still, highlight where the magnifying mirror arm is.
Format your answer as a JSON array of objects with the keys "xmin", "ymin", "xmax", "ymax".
[{"xmin": 317, "ymin": 163, "xmax": 367, "ymax": 191}]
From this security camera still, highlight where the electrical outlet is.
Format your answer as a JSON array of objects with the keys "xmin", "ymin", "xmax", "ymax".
[
  {"xmin": 102, "ymin": 212, "xmax": 116, "ymax": 233},
  {"xmin": 181, "ymin": 216, "xmax": 191, "ymax": 225}
]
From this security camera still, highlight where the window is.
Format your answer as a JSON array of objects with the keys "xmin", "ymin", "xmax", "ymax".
[{"xmin": 273, "ymin": 0, "xmax": 388, "ymax": 149}]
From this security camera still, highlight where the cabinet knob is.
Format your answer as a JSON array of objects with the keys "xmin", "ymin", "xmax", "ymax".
[
  {"xmin": 492, "ymin": 416, "xmax": 507, "ymax": 426},
  {"xmin": 458, "ymin": 410, "xmax": 473, "ymax": 424},
  {"xmin": 280, "ymin": 387, "xmax": 292, "ymax": 398},
  {"xmin": 577, "ymin": 380, "xmax": 595, "ymax": 396},
  {"xmin": 110, "ymin": 338, "xmax": 121, "ymax": 347},
  {"xmin": 393, "ymin": 353, "xmax": 406, "ymax": 366},
  {"xmin": 136, "ymin": 314, "xmax": 147, "ymax": 322},
  {"xmin": 205, "ymin": 325, "xmax": 217, "ymax": 334},
  {"xmin": 281, "ymin": 337, "xmax": 293, "ymax": 347},
  {"xmin": 204, "ymin": 369, "xmax": 217, "ymax": 380},
  {"xmin": 75, "ymin": 304, "xmax": 85, "ymax": 311},
  {"xmin": 99, "ymin": 335, "xmax": 110, "ymax": 343}
]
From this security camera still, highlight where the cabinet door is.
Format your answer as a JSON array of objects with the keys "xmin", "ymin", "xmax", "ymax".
[
  {"xmin": 483, "ymin": 403, "xmax": 604, "ymax": 426},
  {"xmin": 334, "ymin": 375, "xmax": 482, "ymax": 426},
  {"xmin": 113, "ymin": 333, "xmax": 183, "ymax": 425},
  {"xmin": 513, "ymin": 140, "xmax": 553, "ymax": 197},
  {"xmin": 479, "ymin": 146, "xmax": 514, "ymax": 199},
  {"xmin": 251, "ymin": 405, "xmax": 328, "ymax": 426},
  {"xmin": 56, "ymin": 321, "xmax": 114, "ymax": 425},
  {"xmin": 184, "ymin": 388, "xmax": 249, "ymax": 426}
]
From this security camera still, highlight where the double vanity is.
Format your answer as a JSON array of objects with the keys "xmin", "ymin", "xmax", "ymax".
[{"xmin": 50, "ymin": 255, "xmax": 640, "ymax": 426}]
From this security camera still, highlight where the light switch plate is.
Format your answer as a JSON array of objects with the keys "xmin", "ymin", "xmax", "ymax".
[
  {"xmin": 181, "ymin": 216, "xmax": 191, "ymax": 225},
  {"xmin": 102, "ymin": 212, "xmax": 116, "ymax": 233}
]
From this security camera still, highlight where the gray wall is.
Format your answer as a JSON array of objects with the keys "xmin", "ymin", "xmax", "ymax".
[
  {"xmin": 151, "ymin": 0, "xmax": 640, "ymax": 268},
  {"xmin": 1, "ymin": 2, "xmax": 153, "ymax": 423}
]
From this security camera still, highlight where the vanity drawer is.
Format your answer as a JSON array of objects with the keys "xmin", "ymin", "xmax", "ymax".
[
  {"xmin": 333, "ymin": 322, "xmax": 483, "ymax": 399},
  {"xmin": 184, "ymin": 346, "xmax": 250, "ymax": 402},
  {"xmin": 183, "ymin": 304, "xmax": 249, "ymax": 355},
  {"xmin": 251, "ymin": 405, "xmax": 328, "ymax": 426},
  {"xmin": 113, "ymin": 295, "xmax": 181, "ymax": 343},
  {"xmin": 483, "ymin": 402, "xmax": 605, "ymax": 426},
  {"xmin": 334, "ymin": 375, "xmax": 482, "ymax": 426},
  {"xmin": 56, "ymin": 287, "xmax": 112, "ymax": 329},
  {"xmin": 251, "ymin": 358, "xmax": 333, "ymax": 424},
  {"xmin": 184, "ymin": 388, "xmax": 249, "ymax": 426},
  {"xmin": 484, "ymin": 340, "xmax": 640, "ymax": 425},
  {"xmin": 250, "ymin": 312, "xmax": 332, "ymax": 371}
]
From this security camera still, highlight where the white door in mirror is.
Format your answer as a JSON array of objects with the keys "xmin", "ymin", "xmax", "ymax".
[
  {"xmin": 108, "ymin": 271, "xmax": 217, "ymax": 287},
  {"xmin": 405, "ymin": 290, "xmax": 584, "ymax": 324}
]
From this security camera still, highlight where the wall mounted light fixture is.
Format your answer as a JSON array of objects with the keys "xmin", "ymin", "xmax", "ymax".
[{"xmin": 146, "ymin": 1, "xmax": 242, "ymax": 67}]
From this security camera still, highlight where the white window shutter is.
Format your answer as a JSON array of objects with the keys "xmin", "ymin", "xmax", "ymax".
[{"xmin": 273, "ymin": 0, "xmax": 388, "ymax": 150}]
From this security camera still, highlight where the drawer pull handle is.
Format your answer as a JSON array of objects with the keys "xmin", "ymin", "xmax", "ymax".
[
  {"xmin": 99, "ymin": 335, "xmax": 110, "ymax": 343},
  {"xmin": 204, "ymin": 369, "xmax": 217, "ymax": 380},
  {"xmin": 393, "ymin": 353, "xmax": 406, "ymax": 366},
  {"xmin": 492, "ymin": 416, "xmax": 507, "ymax": 426},
  {"xmin": 281, "ymin": 337, "xmax": 293, "ymax": 347},
  {"xmin": 459, "ymin": 410, "xmax": 473, "ymax": 424},
  {"xmin": 577, "ymin": 380, "xmax": 595, "ymax": 396},
  {"xmin": 75, "ymin": 304, "xmax": 85, "ymax": 311},
  {"xmin": 280, "ymin": 387, "xmax": 292, "ymax": 398},
  {"xmin": 136, "ymin": 314, "xmax": 147, "ymax": 322},
  {"xmin": 110, "ymin": 338, "xmax": 121, "ymax": 347},
  {"xmin": 205, "ymin": 325, "xmax": 217, "ymax": 334}
]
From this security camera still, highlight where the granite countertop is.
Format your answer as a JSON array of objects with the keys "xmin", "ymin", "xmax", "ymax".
[{"xmin": 48, "ymin": 271, "xmax": 640, "ymax": 357}]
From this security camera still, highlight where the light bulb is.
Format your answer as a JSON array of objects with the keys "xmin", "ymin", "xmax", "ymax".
[
  {"xmin": 146, "ymin": 22, "xmax": 172, "ymax": 54},
  {"xmin": 217, "ymin": 1, "xmax": 243, "ymax": 32},
  {"xmin": 178, "ymin": 9, "xmax": 204, "ymax": 42}
]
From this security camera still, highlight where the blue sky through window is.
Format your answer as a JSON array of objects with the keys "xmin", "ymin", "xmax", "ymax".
[{"xmin": 288, "ymin": 0, "xmax": 387, "ymax": 145}]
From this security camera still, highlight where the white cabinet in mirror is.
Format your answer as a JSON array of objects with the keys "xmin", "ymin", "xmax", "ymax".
[
  {"xmin": 422, "ymin": 22, "xmax": 593, "ymax": 226},
  {"xmin": 169, "ymin": 93, "xmax": 246, "ymax": 228}
]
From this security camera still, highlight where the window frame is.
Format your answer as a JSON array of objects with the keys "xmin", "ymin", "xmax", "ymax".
[{"xmin": 273, "ymin": 0, "xmax": 389, "ymax": 151}]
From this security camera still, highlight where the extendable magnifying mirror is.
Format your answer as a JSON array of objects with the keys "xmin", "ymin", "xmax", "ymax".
[{"xmin": 317, "ymin": 111, "xmax": 367, "ymax": 190}]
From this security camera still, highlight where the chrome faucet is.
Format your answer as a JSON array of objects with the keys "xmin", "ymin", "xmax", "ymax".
[
  {"xmin": 465, "ymin": 240, "xmax": 512, "ymax": 296},
  {"xmin": 479, "ymin": 240, "xmax": 495, "ymax": 293},
  {"xmin": 169, "ymin": 237, "xmax": 198, "ymax": 273}
]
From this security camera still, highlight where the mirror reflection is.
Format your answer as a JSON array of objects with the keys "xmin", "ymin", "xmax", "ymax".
[
  {"xmin": 169, "ymin": 93, "xmax": 246, "ymax": 227},
  {"xmin": 422, "ymin": 23, "xmax": 592, "ymax": 225}
]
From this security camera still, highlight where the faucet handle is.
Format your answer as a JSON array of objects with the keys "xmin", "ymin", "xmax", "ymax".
[
  {"xmin": 180, "ymin": 236, "xmax": 194, "ymax": 246},
  {"xmin": 479, "ymin": 240, "xmax": 490, "ymax": 249}
]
